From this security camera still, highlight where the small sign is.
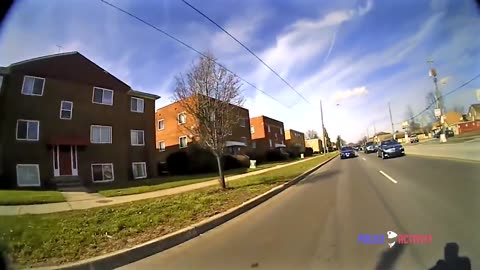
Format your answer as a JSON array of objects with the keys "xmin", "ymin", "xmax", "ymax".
[{"xmin": 434, "ymin": 108, "xmax": 441, "ymax": 117}]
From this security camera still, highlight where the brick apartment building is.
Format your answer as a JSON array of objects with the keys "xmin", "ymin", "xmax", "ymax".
[
  {"xmin": 250, "ymin": 115, "xmax": 286, "ymax": 155},
  {"xmin": 155, "ymin": 99, "xmax": 251, "ymax": 161},
  {"xmin": 285, "ymin": 129, "xmax": 306, "ymax": 153},
  {"xmin": 0, "ymin": 52, "xmax": 159, "ymax": 189}
]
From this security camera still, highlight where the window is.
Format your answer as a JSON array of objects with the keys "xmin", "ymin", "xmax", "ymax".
[
  {"xmin": 16, "ymin": 164, "xmax": 40, "ymax": 187},
  {"xmin": 92, "ymin": 87, "xmax": 114, "ymax": 105},
  {"xmin": 91, "ymin": 163, "xmax": 114, "ymax": 182},
  {"xmin": 21, "ymin": 76, "xmax": 45, "ymax": 96},
  {"xmin": 131, "ymin": 130, "xmax": 145, "ymax": 146},
  {"xmin": 250, "ymin": 126, "xmax": 255, "ymax": 134},
  {"xmin": 179, "ymin": 136, "xmax": 188, "ymax": 148},
  {"xmin": 131, "ymin": 97, "xmax": 144, "ymax": 113},
  {"xmin": 267, "ymin": 125, "xmax": 271, "ymax": 132},
  {"xmin": 0, "ymin": 75, "xmax": 3, "ymax": 93},
  {"xmin": 241, "ymin": 137, "xmax": 247, "ymax": 144},
  {"xmin": 159, "ymin": 141, "xmax": 166, "ymax": 151},
  {"xmin": 158, "ymin": 119, "xmax": 165, "ymax": 130},
  {"xmin": 60, "ymin": 101, "xmax": 73, "ymax": 120},
  {"xmin": 280, "ymin": 129, "xmax": 283, "ymax": 135},
  {"xmin": 90, "ymin": 125, "xmax": 112, "ymax": 144},
  {"xmin": 239, "ymin": 118, "xmax": 246, "ymax": 127},
  {"xmin": 178, "ymin": 112, "xmax": 186, "ymax": 124},
  {"xmin": 16, "ymin": 120, "xmax": 39, "ymax": 141},
  {"xmin": 132, "ymin": 162, "xmax": 147, "ymax": 179},
  {"xmin": 252, "ymin": 141, "xmax": 256, "ymax": 148},
  {"xmin": 269, "ymin": 139, "xmax": 273, "ymax": 148},
  {"xmin": 275, "ymin": 133, "xmax": 278, "ymax": 138}
]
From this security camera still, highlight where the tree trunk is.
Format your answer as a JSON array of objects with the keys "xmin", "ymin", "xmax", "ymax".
[{"xmin": 215, "ymin": 154, "xmax": 226, "ymax": 189}]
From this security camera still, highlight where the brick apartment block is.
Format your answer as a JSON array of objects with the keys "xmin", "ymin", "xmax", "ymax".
[
  {"xmin": 155, "ymin": 99, "xmax": 252, "ymax": 162},
  {"xmin": 250, "ymin": 115, "xmax": 286, "ymax": 155}
]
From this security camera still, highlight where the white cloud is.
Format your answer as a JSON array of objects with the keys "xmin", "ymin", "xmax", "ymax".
[
  {"xmin": 358, "ymin": 0, "xmax": 374, "ymax": 16},
  {"xmin": 439, "ymin": 76, "xmax": 451, "ymax": 85},
  {"xmin": 333, "ymin": 86, "xmax": 368, "ymax": 101}
]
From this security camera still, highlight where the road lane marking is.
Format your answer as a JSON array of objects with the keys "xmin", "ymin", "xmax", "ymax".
[
  {"xmin": 362, "ymin": 157, "xmax": 366, "ymax": 161},
  {"xmin": 379, "ymin": 171, "xmax": 398, "ymax": 184}
]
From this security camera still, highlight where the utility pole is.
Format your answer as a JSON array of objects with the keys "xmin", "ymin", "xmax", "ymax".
[
  {"xmin": 320, "ymin": 100, "xmax": 327, "ymax": 154},
  {"xmin": 366, "ymin": 127, "xmax": 369, "ymax": 142},
  {"xmin": 56, "ymin": 45, "xmax": 64, "ymax": 53},
  {"xmin": 427, "ymin": 59, "xmax": 447, "ymax": 142},
  {"xmin": 388, "ymin": 102, "xmax": 395, "ymax": 140}
]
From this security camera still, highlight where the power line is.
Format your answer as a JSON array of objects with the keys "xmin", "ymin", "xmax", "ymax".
[
  {"xmin": 395, "ymin": 72, "xmax": 480, "ymax": 125},
  {"xmin": 99, "ymin": 0, "xmax": 291, "ymax": 109},
  {"xmin": 180, "ymin": 0, "xmax": 312, "ymax": 105}
]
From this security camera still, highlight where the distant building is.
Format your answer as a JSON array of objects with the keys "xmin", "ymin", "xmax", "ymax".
[
  {"xmin": 305, "ymin": 138, "xmax": 323, "ymax": 153},
  {"xmin": 284, "ymin": 129, "xmax": 306, "ymax": 153},
  {"xmin": 250, "ymin": 115, "xmax": 286, "ymax": 155}
]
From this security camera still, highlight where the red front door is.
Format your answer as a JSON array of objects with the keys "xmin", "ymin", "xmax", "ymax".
[{"xmin": 59, "ymin": 145, "xmax": 72, "ymax": 175}]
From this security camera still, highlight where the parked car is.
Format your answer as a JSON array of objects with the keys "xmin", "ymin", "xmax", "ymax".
[
  {"xmin": 433, "ymin": 129, "xmax": 455, "ymax": 138},
  {"xmin": 340, "ymin": 146, "xmax": 357, "ymax": 159},
  {"xmin": 377, "ymin": 140, "xmax": 405, "ymax": 159},
  {"xmin": 364, "ymin": 142, "xmax": 376, "ymax": 154},
  {"xmin": 409, "ymin": 134, "xmax": 419, "ymax": 143}
]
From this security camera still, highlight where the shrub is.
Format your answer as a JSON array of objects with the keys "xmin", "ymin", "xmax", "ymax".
[
  {"xmin": 223, "ymin": 154, "xmax": 250, "ymax": 170},
  {"xmin": 287, "ymin": 145, "xmax": 302, "ymax": 159},
  {"xmin": 157, "ymin": 162, "xmax": 169, "ymax": 175},
  {"xmin": 166, "ymin": 151, "xmax": 190, "ymax": 175},
  {"xmin": 305, "ymin": 147, "xmax": 314, "ymax": 157},
  {"xmin": 187, "ymin": 145, "xmax": 217, "ymax": 174},
  {"xmin": 266, "ymin": 149, "xmax": 289, "ymax": 162},
  {"xmin": 245, "ymin": 151, "xmax": 265, "ymax": 164}
]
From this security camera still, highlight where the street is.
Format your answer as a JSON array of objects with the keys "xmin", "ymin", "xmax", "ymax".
[{"xmin": 117, "ymin": 154, "xmax": 480, "ymax": 270}]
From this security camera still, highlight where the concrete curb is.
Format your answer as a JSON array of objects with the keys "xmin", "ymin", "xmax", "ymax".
[{"xmin": 32, "ymin": 154, "xmax": 338, "ymax": 270}]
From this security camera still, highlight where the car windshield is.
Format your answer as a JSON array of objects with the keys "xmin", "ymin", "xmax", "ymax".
[
  {"xmin": 366, "ymin": 142, "xmax": 374, "ymax": 146},
  {"xmin": 341, "ymin": 147, "xmax": 353, "ymax": 151},
  {"xmin": 381, "ymin": 140, "xmax": 398, "ymax": 146}
]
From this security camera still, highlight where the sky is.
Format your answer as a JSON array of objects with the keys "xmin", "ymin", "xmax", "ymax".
[{"xmin": 1, "ymin": 0, "xmax": 480, "ymax": 143}]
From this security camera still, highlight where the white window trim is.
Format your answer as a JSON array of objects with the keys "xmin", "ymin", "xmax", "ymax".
[
  {"xmin": 280, "ymin": 129, "xmax": 283, "ymax": 135},
  {"xmin": 269, "ymin": 139, "xmax": 273, "ymax": 148},
  {"xmin": 91, "ymin": 163, "xmax": 115, "ymax": 183},
  {"xmin": 16, "ymin": 164, "xmax": 41, "ymax": 187},
  {"xmin": 92, "ymin": 86, "xmax": 114, "ymax": 106},
  {"xmin": 132, "ymin": 162, "xmax": 147, "ymax": 179},
  {"xmin": 241, "ymin": 136, "xmax": 247, "ymax": 143},
  {"xmin": 159, "ymin": 141, "xmax": 166, "ymax": 152},
  {"xmin": 158, "ymin": 119, "xmax": 165, "ymax": 130},
  {"xmin": 250, "ymin": 126, "xmax": 255, "ymax": 134},
  {"xmin": 267, "ymin": 125, "xmax": 271, "ymax": 133},
  {"xmin": 131, "ymin": 130, "xmax": 145, "ymax": 146},
  {"xmin": 0, "ymin": 75, "xmax": 4, "ymax": 94},
  {"xmin": 90, "ymin": 125, "xmax": 112, "ymax": 144},
  {"xmin": 130, "ymin": 97, "xmax": 144, "ymax": 113},
  {"xmin": 21, "ymin": 75, "xmax": 45, "ymax": 96},
  {"xmin": 60, "ymin": 100, "xmax": 73, "ymax": 120},
  {"xmin": 16, "ymin": 119, "xmax": 40, "ymax": 141},
  {"xmin": 178, "ymin": 112, "xmax": 187, "ymax": 125},
  {"xmin": 240, "ymin": 118, "xmax": 246, "ymax": 127},
  {"xmin": 179, "ymin": 135, "xmax": 188, "ymax": 148}
]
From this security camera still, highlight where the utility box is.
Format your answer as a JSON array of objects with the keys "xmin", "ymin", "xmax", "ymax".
[{"xmin": 250, "ymin": 160, "xmax": 257, "ymax": 169}]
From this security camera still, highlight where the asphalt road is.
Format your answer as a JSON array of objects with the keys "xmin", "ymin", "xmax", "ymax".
[{"xmin": 117, "ymin": 153, "xmax": 480, "ymax": 270}]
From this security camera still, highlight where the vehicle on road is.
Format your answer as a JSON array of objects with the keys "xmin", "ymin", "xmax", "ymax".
[
  {"xmin": 377, "ymin": 140, "xmax": 405, "ymax": 159},
  {"xmin": 433, "ymin": 129, "xmax": 455, "ymax": 138},
  {"xmin": 364, "ymin": 142, "xmax": 376, "ymax": 154},
  {"xmin": 409, "ymin": 134, "xmax": 419, "ymax": 143},
  {"xmin": 340, "ymin": 146, "xmax": 357, "ymax": 159}
]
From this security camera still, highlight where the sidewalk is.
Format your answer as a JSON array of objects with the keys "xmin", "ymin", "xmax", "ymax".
[
  {"xmin": 0, "ymin": 155, "xmax": 326, "ymax": 216},
  {"xmin": 404, "ymin": 141, "xmax": 480, "ymax": 161}
]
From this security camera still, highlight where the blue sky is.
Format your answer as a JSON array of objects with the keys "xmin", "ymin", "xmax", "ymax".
[{"xmin": 1, "ymin": 0, "xmax": 479, "ymax": 142}]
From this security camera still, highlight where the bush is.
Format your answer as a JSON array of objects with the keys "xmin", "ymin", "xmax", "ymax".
[
  {"xmin": 187, "ymin": 145, "xmax": 217, "ymax": 174},
  {"xmin": 166, "ymin": 151, "xmax": 190, "ymax": 175},
  {"xmin": 265, "ymin": 149, "xmax": 289, "ymax": 162},
  {"xmin": 305, "ymin": 147, "xmax": 314, "ymax": 157},
  {"xmin": 223, "ymin": 154, "xmax": 250, "ymax": 171},
  {"xmin": 245, "ymin": 151, "xmax": 265, "ymax": 164},
  {"xmin": 287, "ymin": 145, "xmax": 302, "ymax": 159}
]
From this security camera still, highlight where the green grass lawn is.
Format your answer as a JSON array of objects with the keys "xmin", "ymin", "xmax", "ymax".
[
  {"xmin": 0, "ymin": 190, "xmax": 65, "ymax": 205},
  {"xmin": 0, "ymin": 153, "xmax": 336, "ymax": 268},
  {"xmin": 98, "ymin": 159, "xmax": 294, "ymax": 197}
]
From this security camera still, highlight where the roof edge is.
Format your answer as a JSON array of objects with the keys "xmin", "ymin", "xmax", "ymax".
[
  {"xmin": 8, "ymin": 51, "xmax": 79, "ymax": 67},
  {"xmin": 128, "ymin": 90, "xmax": 160, "ymax": 100}
]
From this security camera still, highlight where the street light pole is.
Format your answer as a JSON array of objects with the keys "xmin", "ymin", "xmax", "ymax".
[
  {"xmin": 320, "ymin": 100, "xmax": 327, "ymax": 154},
  {"xmin": 427, "ymin": 59, "xmax": 447, "ymax": 142},
  {"xmin": 388, "ymin": 102, "xmax": 395, "ymax": 140}
]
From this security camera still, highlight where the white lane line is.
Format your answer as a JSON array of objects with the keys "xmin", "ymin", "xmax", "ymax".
[
  {"xmin": 379, "ymin": 170, "xmax": 398, "ymax": 184},
  {"xmin": 362, "ymin": 157, "xmax": 366, "ymax": 161}
]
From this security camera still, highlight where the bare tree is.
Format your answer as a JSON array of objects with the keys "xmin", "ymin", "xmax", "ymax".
[
  {"xmin": 305, "ymin": 129, "xmax": 319, "ymax": 139},
  {"xmin": 173, "ymin": 53, "xmax": 244, "ymax": 189}
]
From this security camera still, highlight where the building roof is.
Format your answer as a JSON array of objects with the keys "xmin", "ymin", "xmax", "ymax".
[
  {"xmin": 8, "ymin": 51, "xmax": 79, "ymax": 67},
  {"xmin": 250, "ymin": 115, "xmax": 284, "ymax": 124},
  {"xmin": 470, "ymin": 104, "xmax": 480, "ymax": 113},
  {"xmin": 128, "ymin": 90, "xmax": 160, "ymax": 100},
  {"xmin": 443, "ymin": 111, "xmax": 463, "ymax": 125}
]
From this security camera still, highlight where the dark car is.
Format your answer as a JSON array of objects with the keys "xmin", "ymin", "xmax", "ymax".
[
  {"xmin": 364, "ymin": 142, "xmax": 376, "ymax": 154},
  {"xmin": 377, "ymin": 140, "xmax": 405, "ymax": 159},
  {"xmin": 340, "ymin": 146, "xmax": 357, "ymax": 159}
]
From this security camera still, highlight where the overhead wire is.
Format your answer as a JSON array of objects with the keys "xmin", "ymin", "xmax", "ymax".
[
  {"xmin": 180, "ymin": 0, "xmax": 312, "ymax": 105},
  {"xmin": 99, "ymin": 0, "xmax": 292, "ymax": 109}
]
